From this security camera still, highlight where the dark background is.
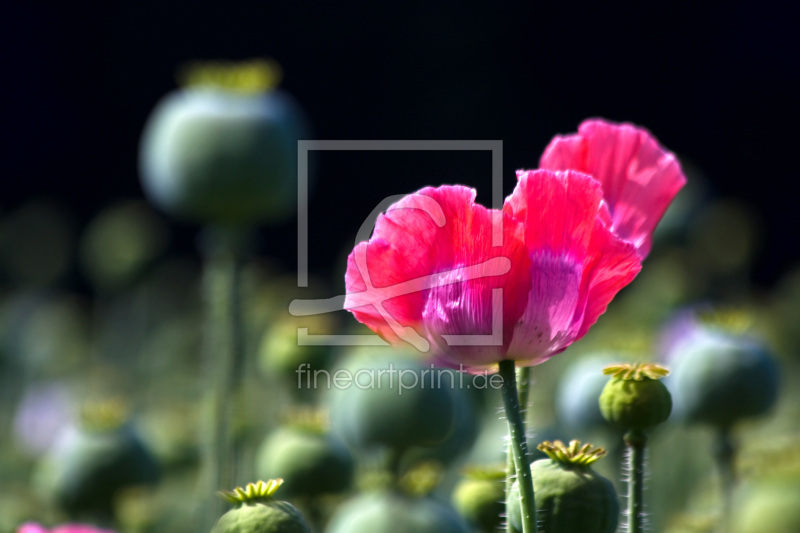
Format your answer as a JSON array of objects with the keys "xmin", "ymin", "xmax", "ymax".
[{"xmin": 2, "ymin": 1, "xmax": 798, "ymax": 289}]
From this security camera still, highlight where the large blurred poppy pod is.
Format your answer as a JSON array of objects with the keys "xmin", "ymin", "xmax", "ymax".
[{"xmin": 139, "ymin": 59, "xmax": 307, "ymax": 226}]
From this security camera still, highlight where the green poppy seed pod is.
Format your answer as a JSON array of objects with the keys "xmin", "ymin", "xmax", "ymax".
[
  {"xmin": 325, "ymin": 490, "xmax": 470, "ymax": 533},
  {"xmin": 213, "ymin": 480, "xmax": 311, "ymax": 533},
  {"xmin": 667, "ymin": 330, "xmax": 779, "ymax": 429},
  {"xmin": 508, "ymin": 441, "xmax": 618, "ymax": 533},
  {"xmin": 599, "ymin": 363, "xmax": 672, "ymax": 431},
  {"xmin": 451, "ymin": 469, "xmax": 505, "ymax": 533},
  {"xmin": 329, "ymin": 355, "xmax": 456, "ymax": 453},
  {"xmin": 400, "ymin": 376, "xmax": 480, "ymax": 468},
  {"xmin": 34, "ymin": 401, "xmax": 160, "ymax": 517},
  {"xmin": 255, "ymin": 425, "xmax": 354, "ymax": 498},
  {"xmin": 140, "ymin": 60, "xmax": 308, "ymax": 227}
]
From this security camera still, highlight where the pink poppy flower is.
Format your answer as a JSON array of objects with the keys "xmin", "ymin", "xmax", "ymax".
[
  {"xmin": 539, "ymin": 118, "xmax": 686, "ymax": 259},
  {"xmin": 17, "ymin": 524, "xmax": 116, "ymax": 533},
  {"xmin": 344, "ymin": 170, "xmax": 641, "ymax": 371}
]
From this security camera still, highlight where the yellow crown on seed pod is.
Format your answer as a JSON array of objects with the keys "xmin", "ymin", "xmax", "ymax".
[
  {"xmin": 178, "ymin": 59, "xmax": 283, "ymax": 93},
  {"xmin": 79, "ymin": 397, "xmax": 129, "ymax": 432},
  {"xmin": 217, "ymin": 479, "xmax": 285, "ymax": 505},
  {"xmin": 537, "ymin": 440, "xmax": 608, "ymax": 467},
  {"xmin": 602, "ymin": 362, "xmax": 669, "ymax": 381}
]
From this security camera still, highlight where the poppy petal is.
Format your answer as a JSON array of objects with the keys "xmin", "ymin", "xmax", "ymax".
[
  {"xmin": 540, "ymin": 118, "xmax": 686, "ymax": 258},
  {"xmin": 344, "ymin": 185, "xmax": 530, "ymax": 358}
]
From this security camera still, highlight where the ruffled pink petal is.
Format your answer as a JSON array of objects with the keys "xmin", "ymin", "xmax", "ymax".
[
  {"xmin": 576, "ymin": 217, "xmax": 642, "ymax": 339},
  {"xmin": 503, "ymin": 170, "xmax": 641, "ymax": 364},
  {"xmin": 345, "ymin": 185, "xmax": 531, "ymax": 363},
  {"xmin": 507, "ymin": 170, "xmax": 602, "ymax": 258},
  {"xmin": 505, "ymin": 250, "xmax": 584, "ymax": 365},
  {"xmin": 540, "ymin": 118, "xmax": 686, "ymax": 258}
]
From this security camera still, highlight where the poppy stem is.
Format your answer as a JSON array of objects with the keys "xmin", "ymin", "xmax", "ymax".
[
  {"xmin": 624, "ymin": 430, "xmax": 647, "ymax": 533},
  {"xmin": 200, "ymin": 227, "xmax": 248, "ymax": 529},
  {"xmin": 712, "ymin": 428, "xmax": 735, "ymax": 533},
  {"xmin": 505, "ymin": 366, "xmax": 531, "ymax": 533},
  {"xmin": 499, "ymin": 359, "xmax": 537, "ymax": 533}
]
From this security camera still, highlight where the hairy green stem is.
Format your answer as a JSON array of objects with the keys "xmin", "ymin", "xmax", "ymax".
[
  {"xmin": 505, "ymin": 366, "xmax": 532, "ymax": 533},
  {"xmin": 624, "ymin": 430, "xmax": 647, "ymax": 533},
  {"xmin": 499, "ymin": 360, "xmax": 536, "ymax": 533}
]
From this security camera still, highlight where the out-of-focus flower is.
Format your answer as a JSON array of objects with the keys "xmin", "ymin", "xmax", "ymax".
[
  {"xmin": 540, "ymin": 118, "xmax": 686, "ymax": 259},
  {"xmin": 17, "ymin": 523, "xmax": 116, "ymax": 533},
  {"xmin": 344, "ymin": 170, "xmax": 641, "ymax": 372},
  {"xmin": 13, "ymin": 382, "xmax": 74, "ymax": 456}
]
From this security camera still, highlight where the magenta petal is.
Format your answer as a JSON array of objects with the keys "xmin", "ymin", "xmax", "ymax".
[
  {"xmin": 422, "ymin": 255, "xmax": 521, "ymax": 369},
  {"xmin": 540, "ymin": 118, "xmax": 687, "ymax": 258},
  {"xmin": 503, "ymin": 169, "xmax": 641, "ymax": 362},
  {"xmin": 506, "ymin": 250, "xmax": 584, "ymax": 365},
  {"xmin": 576, "ymin": 218, "xmax": 642, "ymax": 339},
  {"xmin": 344, "ymin": 185, "xmax": 531, "ymax": 360},
  {"xmin": 507, "ymin": 169, "xmax": 602, "ymax": 258}
]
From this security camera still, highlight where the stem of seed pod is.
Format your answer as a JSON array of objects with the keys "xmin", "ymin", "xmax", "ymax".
[
  {"xmin": 624, "ymin": 430, "xmax": 647, "ymax": 533},
  {"xmin": 712, "ymin": 428, "xmax": 735, "ymax": 533},
  {"xmin": 505, "ymin": 366, "xmax": 531, "ymax": 533},
  {"xmin": 201, "ymin": 227, "xmax": 247, "ymax": 529},
  {"xmin": 499, "ymin": 360, "xmax": 537, "ymax": 533}
]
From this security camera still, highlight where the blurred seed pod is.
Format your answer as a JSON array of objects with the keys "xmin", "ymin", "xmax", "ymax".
[
  {"xmin": 328, "ymin": 353, "xmax": 457, "ymax": 454},
  {"xmin": 399, "ymin": 374, "xmax": 480, "ymax": 469},
  {"xmin": 139, "ymin": 59, "xmax": 308, "ymax": 227},
  {"xmin": 34, "ymin": 400, "xmax": 160, "ymax": 519},
  {"xmin": 451, "ymin": 468, "xmax": 505, "ymax": 533},
  {"xmin": 663, "ymin": 310, "xmax": 779, "ymax": 429},
  {"xmin": 255, "ymin": 424, "xmax": 354, "ymax": 499},
  {"xmin": 325, "ymin": 490, "xmax": 470, "ymax": 533}
]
